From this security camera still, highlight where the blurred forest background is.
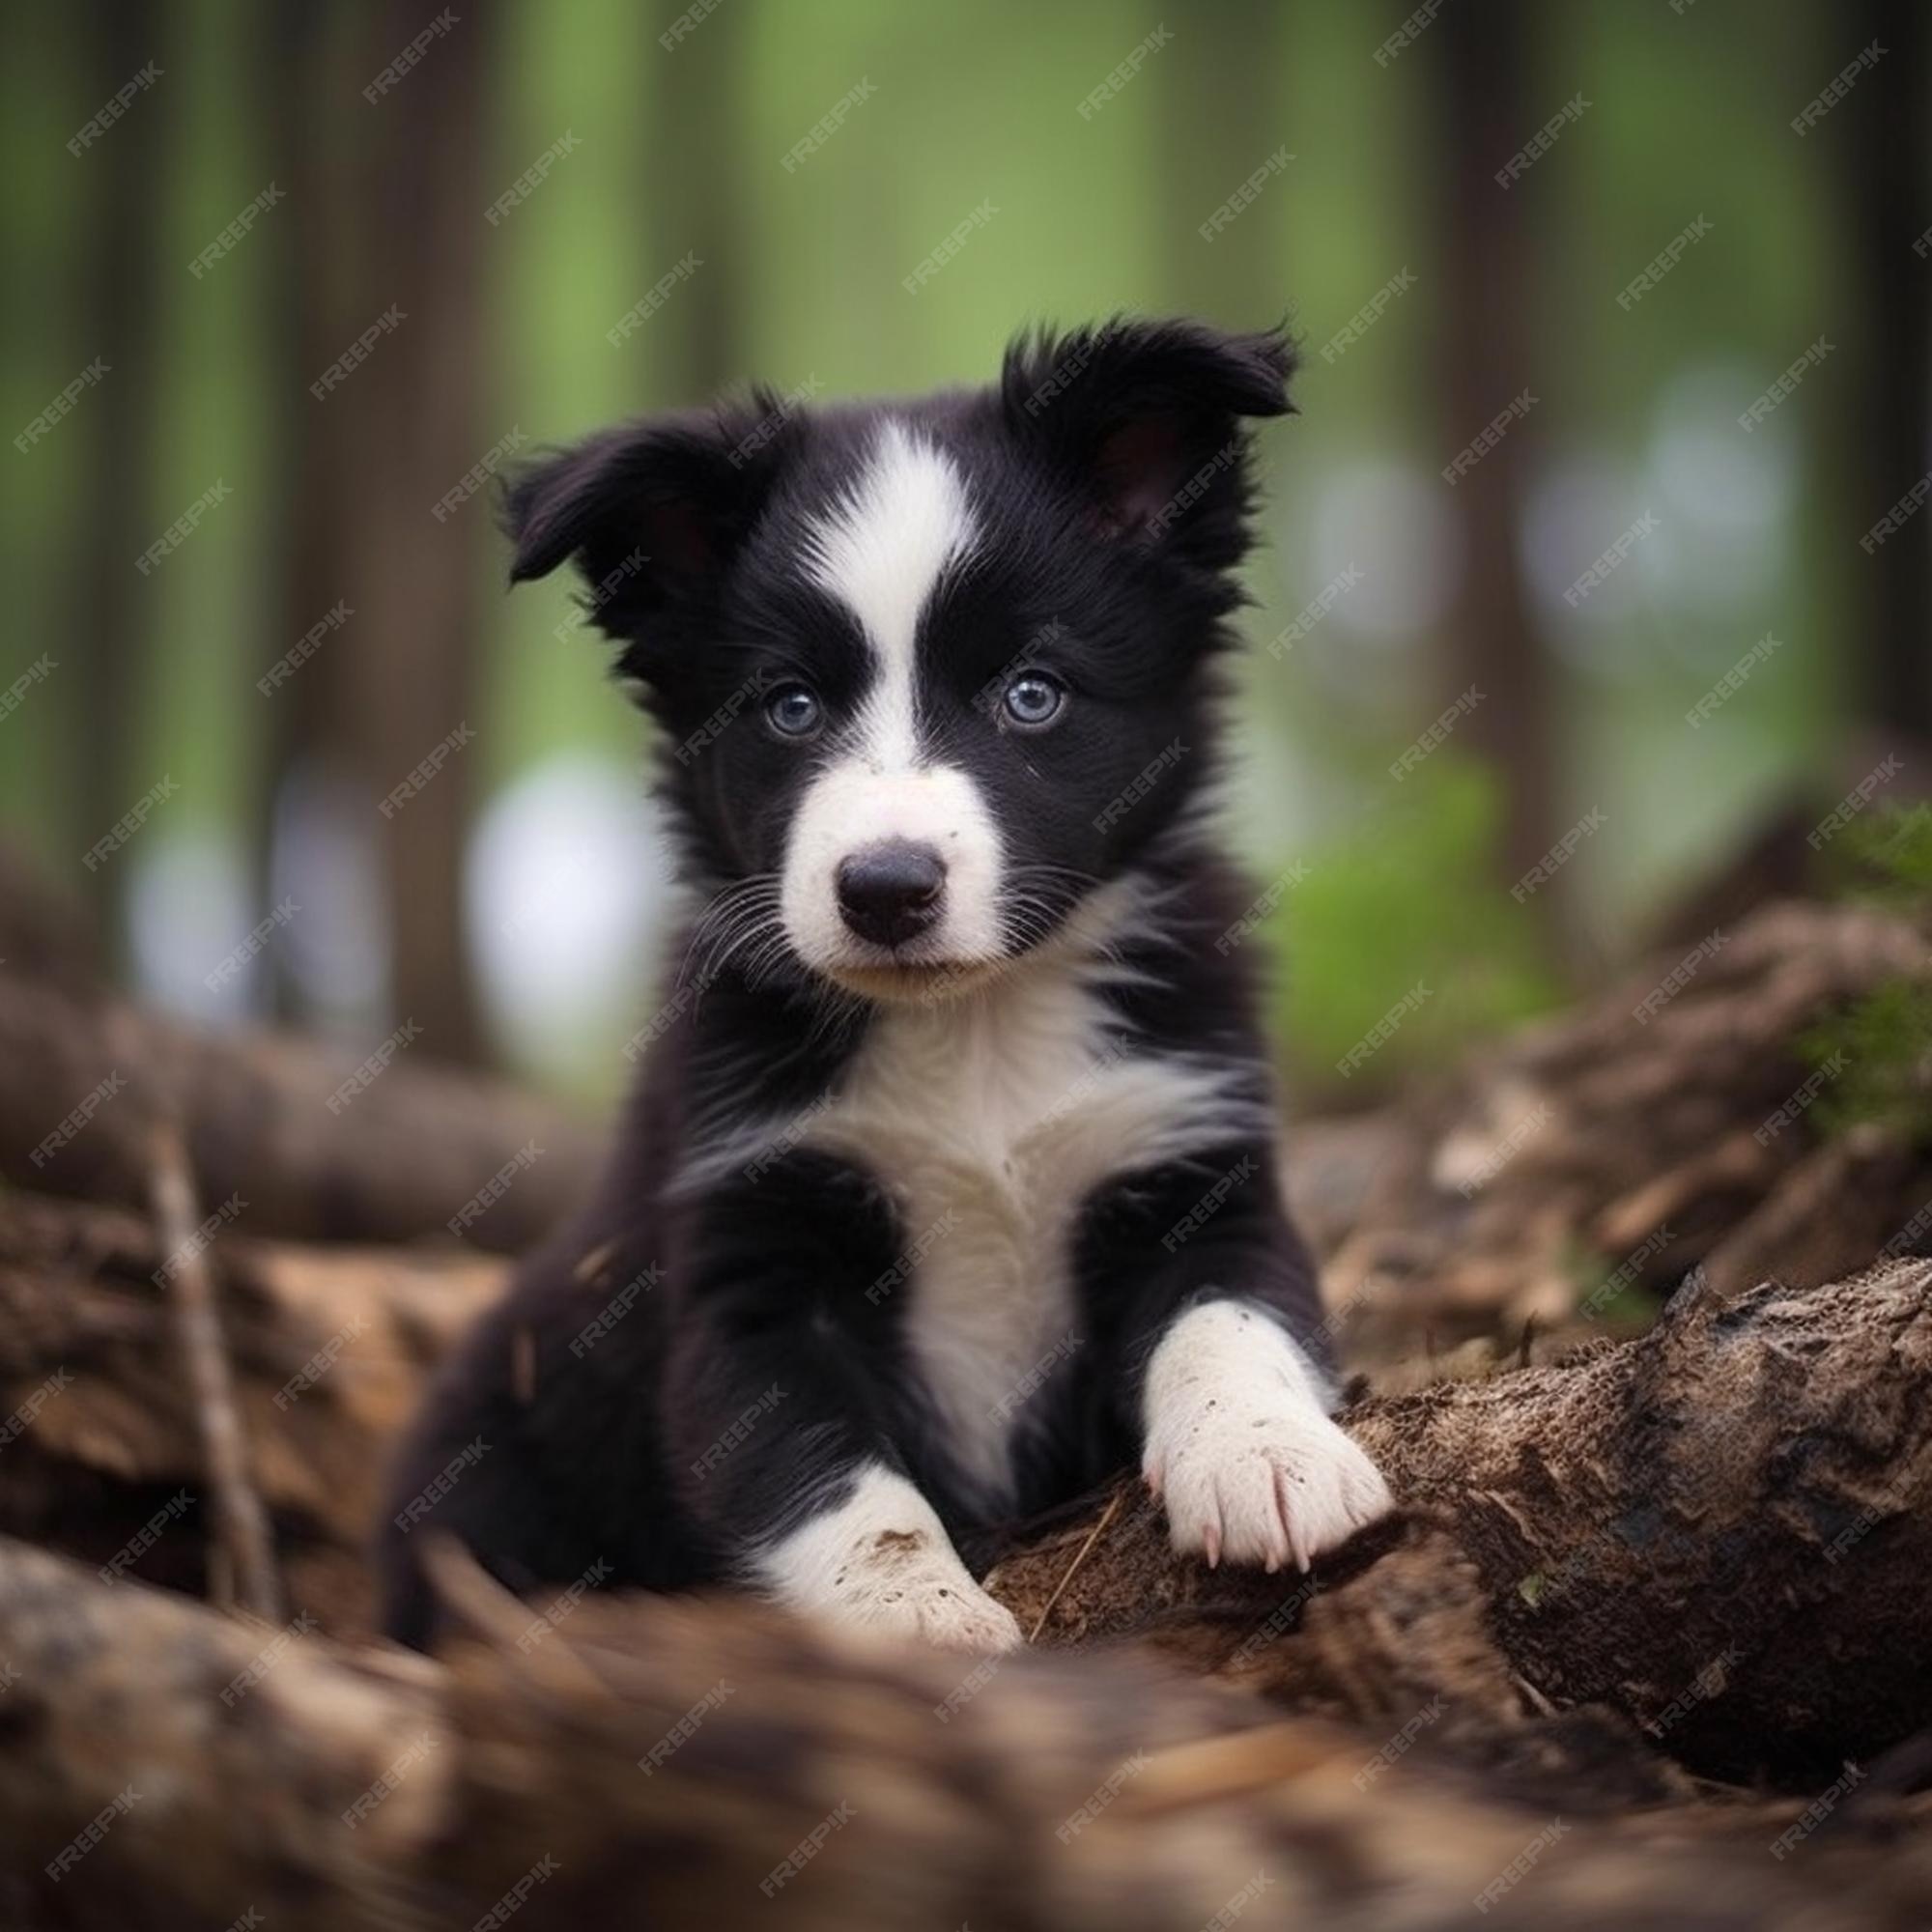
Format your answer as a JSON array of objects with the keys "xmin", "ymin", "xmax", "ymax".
[{"xmin": 3, "ymin": 0, "xmax": 1926, "ymax": 1107}]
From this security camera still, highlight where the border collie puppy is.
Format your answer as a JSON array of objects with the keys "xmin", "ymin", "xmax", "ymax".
[{"xmin": 379, "ymin": 317, "xmax": 1392, "ymax": 1652}]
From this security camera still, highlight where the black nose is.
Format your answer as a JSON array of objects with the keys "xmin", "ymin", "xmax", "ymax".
[{"xmin": 836, "ymin": 840, "xmax": 947, "ymax": 949}]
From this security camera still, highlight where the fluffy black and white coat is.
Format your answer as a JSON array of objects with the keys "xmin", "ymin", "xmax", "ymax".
[{"xmin": 378, "ymin": 318, "xmax": 1392, "ymax": 1653}]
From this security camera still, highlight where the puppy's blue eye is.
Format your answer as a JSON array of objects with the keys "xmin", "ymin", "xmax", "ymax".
[
  {"xmin": 765, "ymin": 684, "xmax": 821, "ymax": 739},
  {"xmin": 1002, "ymin": 672, "xmax": 1065, "ymax": 729}
]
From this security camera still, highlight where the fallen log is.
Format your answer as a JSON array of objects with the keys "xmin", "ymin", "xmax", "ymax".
[
  {"xmin": 0, "ymin": 1187, "xmax": 502, "ymax": 1631},
  {"xmin": 0, "ymin": 975, "xmax": 598, "ymax": 1253},
  {"xmin": 1, "ymin": 1531, "xmax": 1930, "ymax": 1932},
  {"xmin": 984, "ymin": 1257, "xmax": 1932, "ymax": 1790},
  {"xmin": 4, "ymin": 1172, "xmax": 1925, "ymax": 1792},
  {"xmin": 1295, "ymin": 897, "xmax": 1932, "ymax": 1350}
]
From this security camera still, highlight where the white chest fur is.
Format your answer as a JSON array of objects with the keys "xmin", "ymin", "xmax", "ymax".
[{"xmin": 804, "ymin": 960, "xmax": 1260, "ymax": 1500}]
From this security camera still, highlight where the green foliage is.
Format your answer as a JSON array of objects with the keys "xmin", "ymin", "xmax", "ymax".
[
  {"xmin": 1267, "ymin": 758, "xmax": 1564, "ymax": 1094},
  {"xmin": 1802, "ymin": 805, "xmax": 1932, "ymax": 1148}
]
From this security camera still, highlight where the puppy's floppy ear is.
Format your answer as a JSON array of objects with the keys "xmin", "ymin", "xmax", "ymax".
[
  {"xmin": 501, "ymin": 392, "xmax": 793, "ymax": 644},
  {"xmin": 1002, "ymin": 317, "xmax": 1293, "ymax": 565}
]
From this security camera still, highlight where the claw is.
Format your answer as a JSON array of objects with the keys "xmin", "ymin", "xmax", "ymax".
[{"xmin": 1203, "ymin": 1520, "xmax": 1221, "ymax": 1570}]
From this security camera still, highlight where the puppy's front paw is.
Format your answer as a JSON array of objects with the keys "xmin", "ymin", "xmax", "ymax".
[
  {"xmin": 758, "ymin": 1464, "xmax": 1023, "ymax": 1654},
  {"xmin": 1147, "ymin": 1402, "xmax": 1392, "ymax": 1573},
  {"xmin": 1141, "ymin": 1300, "xmax": 1393, "ymax": 1573}
]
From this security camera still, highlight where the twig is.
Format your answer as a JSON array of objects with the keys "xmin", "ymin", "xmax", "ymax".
[
  {"xmin": 1026, "ymin": 1485, "xmax": 1127, "ymax": 1643},
  {"xmin": 145, "ymin": 1119, "xmax": 283, "ymax": 1623},
  {"xmin": 110, "ymin": 1003, "xmax": 283, "ymax": 1624}
]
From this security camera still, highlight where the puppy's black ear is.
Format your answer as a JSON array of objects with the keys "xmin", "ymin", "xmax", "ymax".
[
  {"xmin": 501, "ymin": 393, "xmax": 793, "ymax": 642},
  {"xmin": 1002, "ymin": 318, "xmax": 1293, "ymax": 566}
]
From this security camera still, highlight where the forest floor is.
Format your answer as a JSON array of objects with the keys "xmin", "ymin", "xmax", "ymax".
[{"xmin": 1, "ymin": 888, "xmax": 1929, "ymax": 1928}]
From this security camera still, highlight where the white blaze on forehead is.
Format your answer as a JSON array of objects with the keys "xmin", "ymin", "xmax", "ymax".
[
  {"xmin": 802, "ymin": 419, "xmax": 977, "ymax": 767},
  {"xmin": 782, "ymin": 417, "xmax": 1002, "ymax": 976}
]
